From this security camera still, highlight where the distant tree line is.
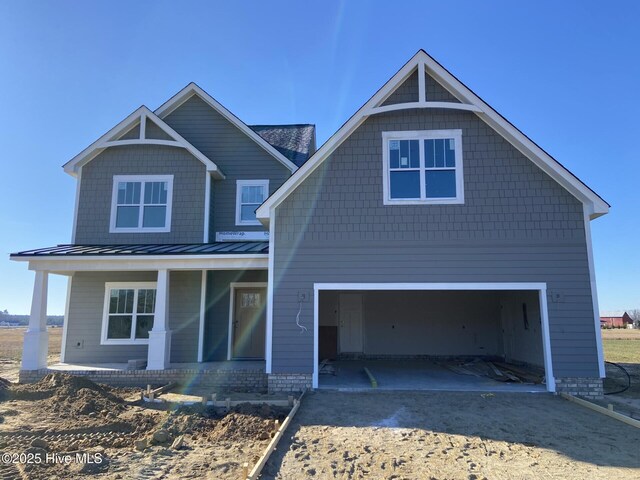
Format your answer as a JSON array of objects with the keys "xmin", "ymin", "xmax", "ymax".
[{"xmin": 0, "ymin": 309, "xmax": 64, "ymax": 326}]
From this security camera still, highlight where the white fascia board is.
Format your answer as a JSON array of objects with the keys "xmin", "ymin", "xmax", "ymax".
[
  {"xmin": 15, "ymin": 254, "xmax": 268, "ymax": 272},
  {"xmin": 63, "ymin": 106, "xmax": 148, "ymax": 176},
  {"xmin": 257, "ymin": 50, "xmax": 609, "ymax": 221},
  {"xmin": 421, "ymin": 52, "xmax": 609, "ymax": 217},
  {"xmin": 154, "ymin": 83, "xmax": 299, "ymax": 173},
  {"xmin": 63, "ymin": 106, "xmax": 225, "ymax": 179}
]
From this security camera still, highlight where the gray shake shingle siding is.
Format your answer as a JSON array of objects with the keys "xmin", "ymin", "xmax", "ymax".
[
  {"xmin": 163, "ymin": 95, "xmax": 292, "ymax": 235},
  {"xmin": 272, "ymin": 101, "xmax": 598, "ymax": 378},
  {"xmin": 381, "ymin": 70, "xmax": 460, "ymax": 105},
  {"xmin": 74, "ymin": 145, "xmax": 206, "ymax": 244}
]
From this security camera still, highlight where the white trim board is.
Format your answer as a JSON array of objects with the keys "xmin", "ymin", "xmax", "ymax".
[
  {"xmin": 197, "ymin": 270, "xmax": 207, "ymax": 363},
  {"xmin": 257, "ymin": 50, "xmax": 609, "ymax": 223},
  {"xmin": 63, "ymin": 106, "xmax": 224, "ymax": 179},
  {"xmin": 154, "ymin": 83, "xmax": 298, "ymax": 173},
  {"xmin": 227, "ymin": 282, "xmax": 268, "ymax": 361},
  {"xmin": 583, "ymin": 205, "xmax": 606, "ymax": 377},
  {"xmin": 59, "ymin": 275, "xmax": 73, "ymax": 363},
  {"xmin": 312, "ymin": 282, "xmax": 555, "ymax": 393},
  {"xmin": 16, "ymin": 254, "xmax": 268, "ymax": 273}
]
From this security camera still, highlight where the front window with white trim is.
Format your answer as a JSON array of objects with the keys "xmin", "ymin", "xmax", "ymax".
[
  {"xmin": 101, "ymin": 283, "xmax": 156, "ymax": 344},
  {"xmin": 383, "ymin": 130, "xmax": 464, "ymax": 204},
  {"xmin": 110, "ymin": 175, "xmax": 173, "ymax": 232},
  {"xmin": 236, "ymin": 179, "xmax": 269, "ymax": 225}
]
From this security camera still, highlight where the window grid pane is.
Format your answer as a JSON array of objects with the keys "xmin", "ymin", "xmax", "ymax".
[
  {"xmin": 390, "ymin": 135, "xmax": 459, "ymax": 201},
  {"xmin": 239, "ymin": 183, "xmax": 267, "ymax": 222},
  {"xmin": 107, "ymin": 315, "xmax": 132, "ymax": 339}
]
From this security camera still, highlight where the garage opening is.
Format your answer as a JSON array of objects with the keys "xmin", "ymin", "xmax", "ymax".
[{"xmin": 314, "ymin": 284, "xmax": 553, "ymax": 392}]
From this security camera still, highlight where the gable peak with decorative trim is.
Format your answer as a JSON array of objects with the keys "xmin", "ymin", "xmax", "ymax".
[
  {"xmin": 63, "ymin": 105, "xmax": 224, "ymax": 179},
  {"xmin": 256, "ymin": 49, "xmax": 609, "ymax": 222}
]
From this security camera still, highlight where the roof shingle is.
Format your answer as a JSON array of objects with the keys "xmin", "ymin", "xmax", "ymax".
[{"xmin": 250, "ymin": 124, "xmax": 315, "ymax": 168}]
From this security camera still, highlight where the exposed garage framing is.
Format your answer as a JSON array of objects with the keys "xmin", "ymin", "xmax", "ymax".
[{"xmin": 312, "ymin": 282, "xmax": 555, "ymax": 392}]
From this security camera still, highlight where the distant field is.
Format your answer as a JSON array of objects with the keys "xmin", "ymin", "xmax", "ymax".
[
  {"xmin": 601, "ymin": 328, "xmax": 640, "ymax": 363},
  {"xmin": 0, "ymin": 326, "xmax": 62, "ymax": 362},
  {"xmin": 601, "ymin": 328, "xmax": 640, "ymax": 340}
]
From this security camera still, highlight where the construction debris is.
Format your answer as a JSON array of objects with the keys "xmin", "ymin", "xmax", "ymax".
[{"xmin": 439, "ymin": 358, "xmax": 544, "ymax": 384}]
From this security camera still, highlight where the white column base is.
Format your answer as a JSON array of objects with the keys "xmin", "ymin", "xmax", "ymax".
[
  {"xmin": 147, "ymin": 330, "xmax": 172, "ymax": 370},
  {"xmin": 21, "ymin": 329, "xmax": 49, "ymax": 370}
]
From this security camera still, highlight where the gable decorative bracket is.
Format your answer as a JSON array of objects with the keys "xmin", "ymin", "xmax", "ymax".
[{"xmin": 63, "ymin": 106, "xmax": 224, "ymax": 179}]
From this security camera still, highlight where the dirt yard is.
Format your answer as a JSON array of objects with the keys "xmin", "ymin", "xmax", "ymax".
[
  {"xmin": 263, "ymin": 390, "xmax": 640, "ymax": 480},
  {"xmin": 0, "ymin": 327, "xmax": 62, "ymax": 381},
  {"xmin": 0, "ymin": 373, "xmax": 287, "ymax": 479}
]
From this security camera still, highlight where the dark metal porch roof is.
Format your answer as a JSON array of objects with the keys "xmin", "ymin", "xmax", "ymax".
[{"xmin": 10, "ymin": 242, "xmax": 269, "ymax": 257}]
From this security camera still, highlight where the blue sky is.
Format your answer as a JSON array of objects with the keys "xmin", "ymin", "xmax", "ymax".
[{"xmin": 0, "ymin": 0, "xmax": 638, "ymax": 315}]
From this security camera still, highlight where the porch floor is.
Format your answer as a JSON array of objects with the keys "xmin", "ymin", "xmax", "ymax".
[
  {"xmin": 319, "ymin": 359, "xmax": 546, "ymax": 393},
  {"xmin": 48, "ymin": 360, "xmax": 266, "ymax": 372}
]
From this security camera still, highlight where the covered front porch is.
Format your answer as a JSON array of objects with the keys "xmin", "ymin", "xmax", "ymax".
[{"xmin": 10, "ymin": 242, "xmax": 270, "ymax": 389}]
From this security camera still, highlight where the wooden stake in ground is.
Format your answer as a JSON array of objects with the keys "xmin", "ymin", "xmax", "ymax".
[{"xmin": 246, "ymin": 390, "xmax": 306, "ymax": 480}]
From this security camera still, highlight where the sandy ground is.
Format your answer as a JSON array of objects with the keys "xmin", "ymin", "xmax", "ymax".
[
  {"xmin": 0, "ymin": 327, "xmax": 62, "ymax": 382},
  {"xmin": 262, "ymin": 390, "xmax": 640, "ymax": 480},
  {"xmin": 0, "ymin": 373, "xmax": 287, "ymax": 479}
]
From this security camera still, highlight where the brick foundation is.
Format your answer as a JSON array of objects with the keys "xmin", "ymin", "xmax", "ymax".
[
  {"xmin": 555, "ymin": 377, "xmax": 603, "ymax": 399},
  {"xmin": 268, "ymin": 373, "xmax": 312, "ymax": 393},
  {"xmin": 19, "ymin": 367, "xmax": 268, "ymax": 393}
]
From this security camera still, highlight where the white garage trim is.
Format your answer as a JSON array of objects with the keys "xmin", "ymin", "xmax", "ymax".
[{"xmin": 312, "ymin": 282, "xmax": 555, "ymax": 392}]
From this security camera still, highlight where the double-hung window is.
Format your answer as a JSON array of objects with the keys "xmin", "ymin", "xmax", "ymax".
[
  {"xmin": 383, "ymin": 130, "xmax": 464, "ymax": 205},
  {"xmin": 236, "ymin": 179, "xmax": 269, "ymax": 225},
  {"xmin": 110, "ymin": 175, "xmax": 173, "ymax": 232},
  {"xmin": 101, "ymin": 283, "xmax": 157, "ymax": 345}
]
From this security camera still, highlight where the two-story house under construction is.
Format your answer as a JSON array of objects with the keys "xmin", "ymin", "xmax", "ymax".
[{"xmin": 11, "ymin": 50, "xmax": 609, "ymax": 397}]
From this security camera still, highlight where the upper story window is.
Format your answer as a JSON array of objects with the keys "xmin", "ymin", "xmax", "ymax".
[
  {"xmin": 236, "ymin": 179, "xmax": 269, "ymax": 226},
  {"xmin": 382, "ymin": 130, "xmax": 464, "ymax": 205},
  {"xmin": 109, "ymin": 175, "xmax": 173, "ymax": 233}
]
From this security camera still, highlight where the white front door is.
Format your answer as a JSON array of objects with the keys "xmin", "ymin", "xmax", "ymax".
[{"xmin": 339, "ymin": 293, "xmax": 363, "ymax": 353}]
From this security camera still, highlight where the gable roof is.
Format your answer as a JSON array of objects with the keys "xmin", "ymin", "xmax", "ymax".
[
  {"xmin": 256, "ymin": 50, "xmax": 609, "ymax": 222},
  {"xmin": 154, "ymin": 82, "xmax": 299, "ymax": 172},
  {"xmin": 63, "ymin": 106, "xmax": 223, "ymax": 178},
  {"xmin": 250, "ymin": 124, "xmax": 316, "ymax": 167}
]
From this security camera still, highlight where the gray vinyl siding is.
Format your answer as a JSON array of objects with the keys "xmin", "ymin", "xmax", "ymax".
[
  {"xmin": 163, "ymin": 95, "xmax": 291, "ymax": 236},
  {"xmin": 203, "ymin": 270, "xmax": 268, "ymax": 361},
  {"xmin": 168, "ymin": 271, "xmax": 201, "ymax": 363},
  {"xmin": 272, "ymin": 107, "xmax": 598, "ymax": 378},
  {"xmin": 74, "ymin": 145, "xmax": 206, "ymax": 244},
  {"xmin": 64, "ymin": 271, "xmax": 156, "ymax": 364},
  {"xmin": 65, "ymin": 271, "xmax": 202, "ymax": 364}
]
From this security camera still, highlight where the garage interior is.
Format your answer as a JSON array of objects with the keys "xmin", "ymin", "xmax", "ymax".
[{"xmin": 317, "ymin": 289, "xmax": 548, "ymax": 392}]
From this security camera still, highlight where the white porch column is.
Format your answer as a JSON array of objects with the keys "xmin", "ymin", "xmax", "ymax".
[
  {"xmin": 147, "ymin": 269, "xmax": 172, "ymax": 370},
  {"xmin": 22, "ymin": 271, "xmax": 49, "ymax": 370}
]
